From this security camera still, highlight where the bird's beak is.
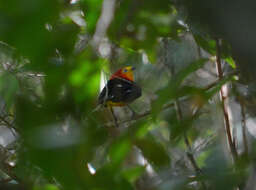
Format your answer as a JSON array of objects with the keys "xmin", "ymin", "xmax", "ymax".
[{"xmin": 131, "ymin": 66, "xmax": 136, "ymax": 71}]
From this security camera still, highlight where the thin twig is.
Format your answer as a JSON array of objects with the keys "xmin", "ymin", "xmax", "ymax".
[
  {"xmin": 174, "ymin": 99, "xmax": 206, "ymax": 189},
  {"xmin": 0, "ymin": 145, "xmax": 20, "ymax": 184},
  {"xmin": 175, "ymin": 100, "xmax": 203, "ymax": 173},
  {"xmin": 215, "ymin": 38, "xmax": 238, "ymax": 161},
  {"xmin": 203, "ymin": 70, "xmax": 238, "ymax": 91},
  {"xmin": 194, "ymin": 134, "xmax": 217, "ymax": 153},
  {"xmin": 0, "ymin": 115, "xmax": 17, "ymax": 137},
  {"xmin": 104, "ymin": 102, "xmax": 175, "ymax": 127},
  {"xmin": 169, "ymin": 54, "xmax": 206, "ymax": 188},
  {"xmin": 240, "ymin": 101, "xmax": 248, "ymax": 155}
]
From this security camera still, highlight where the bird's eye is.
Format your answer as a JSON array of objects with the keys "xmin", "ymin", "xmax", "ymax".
[{"xmin": 123, "ymin": 68, "xmax": 128, "ymax": 73}]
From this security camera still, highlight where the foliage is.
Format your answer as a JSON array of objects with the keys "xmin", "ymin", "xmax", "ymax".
[{"xmin": 0, "ymin": 0, "xmax": 255, "ymax": 190}]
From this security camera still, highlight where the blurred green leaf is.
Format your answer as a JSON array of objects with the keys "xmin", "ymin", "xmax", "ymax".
[
  {"xmin": 91, "ymin": 165, "xmax": 134, "ymax": 190},
  {"xmin": 225, "ymin": 57, "xmax": 236, "ymax": 68},
  {"xmin": 0, "ymin": 0, "xmax": 252, "ymax": 190},
  {"xmin": 69, "ymin": 52, "xmax": 102, "ymax": 104},
  {"xmin": 197, "ymin": 149, "xmax": 212, "ymax": 168},
  {"xmin": 108, "ymin": 0, "xmax": 177, "ymax": 60},
  {"xmin": 0, "ymin": 0, "xmax": 61, "ymax": 68},
  {"xmin": 135, "ymin": 135, "xmax": 170, "ymax": 168},
  {"xmin": 0, "ymin": 73, "xmax": 19, "ymax": 109},
  {"xmin": 169, "ymin": 114, "xmax": 199, "ymax": 143},
  {"xmin": 109, "ymin": 138, "xmax": 132, "ymax": 167},
  {"xmin": 81, "ymin": 0, "xmax": 103, "ymax": 34},
  {"xmin": 206, "ymin": 75, "xmax": 234, "ymax": 98},
  {"xmin": 194, "ymin": 34, "xmax": 216, "ymax": 55},
  {"xmin": 122, "ymin": 165, "xmax": 146, "ymax": 183},
  {"xmin": 152, "ymin": 58, "xmax": 208, "ymax": 116},
  {"xmin": 34, "ymin": 184, "xmax": 60, "ymax": 190}
]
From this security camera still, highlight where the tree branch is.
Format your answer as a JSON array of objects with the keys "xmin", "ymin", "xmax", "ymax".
[
  {"xmin": 0, "ymin": 115, "xmax": 17, "ymax": 137},
  {"xmin": 104, "ymin": 70, "xmax": 238, "ymax": 128},
  {"xmin": 91, "ymin": 0, "xmax": 116, "ymax": 48},
  {"xmin": 0, "ymin": 145, "xmax": 21, "ymax": 185},
  {"xmin": 175, "ymin": 100, "xmax": 207, "ymax": 190},
  {"xmin": 215, "ymin": 38, "xmax": 238, "ymax": 161},
  {"xmin": 240, "ymin": 101, "xmax": 248, "ymax": 155}
]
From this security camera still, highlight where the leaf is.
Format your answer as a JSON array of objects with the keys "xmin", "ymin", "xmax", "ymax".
[
  {"xmin": 108, "ymin": 0, "xmax": 176, "ymax": 57},
  {"xmin": 81, "ymin": 0, "xmax": 103, "ymax": 34},
  {"xmin": 92, "ymin": 165, "xmax": 134, "ymax": 190},
  {"xmin": 225, "ymin": 57, "xmax": 236, "ymax": 68},
  {"xmin": 193, "ymin": 34, "xmax": 216, "ymax": 55},
  {"xmin": 0, "ymin": 73, "xmax": 19, "ymax": 109},
  {"xmin": 122, "ymin": 165, "xmax": 146, "ymax": 183},
  {"xmin": 33, "ymin": 184, "xmax": 60, "ymax": 190},
  {"xmin": 169, "ymin": 114, "xmax": 199, "ymax": 142},
  {"xmin": 206, "ymin": 75, "xmax": 234, "ymax": 98},
  {"xmin": 135, "ymin": 135, "xmax": 170, "ymax": 168},
  {"xmin": 109, "ymin": 138, "xmax": 132, "ymax": 167},
  {"xmin": 1, "ymin": 0, "xmax": 61, "ymax": 67},
  {"xmin": 152, "ymin": 58, "xmax": 208, "ymax": 116}
]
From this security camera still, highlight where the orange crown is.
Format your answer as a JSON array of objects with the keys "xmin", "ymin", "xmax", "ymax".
[{"xmin": 110, "ymin": 66, "xmax": 135, "ymax": 81}]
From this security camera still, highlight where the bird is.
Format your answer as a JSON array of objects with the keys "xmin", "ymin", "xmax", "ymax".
[{"xmin": 98, "ymin": 66, "xmax": 141, "ymax": 108}]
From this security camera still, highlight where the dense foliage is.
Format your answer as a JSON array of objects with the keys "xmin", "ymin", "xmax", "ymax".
[{"xmin": 0, "ymin": 0, "xmax": 256, "ymax": 190}]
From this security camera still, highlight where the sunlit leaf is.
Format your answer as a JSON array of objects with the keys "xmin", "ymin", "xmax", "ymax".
[
  {"xmin": 225, "ymin": 57, "xmax": 236, "ymax": 68},
  {"xmin": 33, "ymin": 184, "xmax": 60, "ymax": 190}
]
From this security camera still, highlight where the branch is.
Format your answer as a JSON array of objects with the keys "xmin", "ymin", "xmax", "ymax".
[
  {"xmin": 0, "ymin": 115, "xmax": 17, "ymax": 137},
  {"xmin": 215, "ymin": 38, "xmax": 238, "ymax": 161},
  {"xmin": 91, "ymin": 0, "xmax": 116, "ymax": 48},
  {"xmin": 174, "ymin": 100, "xmax": 204, "ymax": 174},
  {"xmin": 240, "ymin": 100, "xmax": 248, "ymax": 155},
  {"xmin": 0, "ymin": 145, "xmax": 21, "ymax": 185},
  {"xmin": 104, "ymin": 102, "xmax": 175, "ymax": 127},
  {"xmin": 203, "ymin": 70, "xmax": 238, "ymax": 91},
  {"xmin": 104, "ymin": 70, "xmax": 238, "ymax": 128},
  {"xmin": 173, "ymin": 90, "xmax": 206, "ymax": 189}
]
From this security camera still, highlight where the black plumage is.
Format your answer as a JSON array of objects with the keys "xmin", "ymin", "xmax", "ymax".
[{"xmin": 98, "ymin": 78, "xmax": 141, "ymax": 106}]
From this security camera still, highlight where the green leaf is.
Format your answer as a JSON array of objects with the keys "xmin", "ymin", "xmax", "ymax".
[
  {"xmin": 109, "ymin": 138, "xmax": 132, "ymax": 167},
  {"xmin": 122, "ymin": 165, "xmax": 146, "ymax": 183},
  {"xmin": 108, "ymin": 0, "xmax": 176, "ymax": 58},
  {"xmin": 152, "ymin": 58, "xmax": 208, "ymax": 116},
  {"xmin": 197, "ymin": 149, "xmax": 212, "ymax": 168},
  {"xmin": 225, "ymin": 57, "xmax": 236, "ymax": 68},
  {"xmin": 169, "ymin": 115, "xmax": 198, "ymax": 142},
  {"xmin": 206, "ymin": 75, "xmax": 234, "ymax": 98},
  {"xmin": 135, "ymin": 135, "xmax": 170, "ymax": 168},
  {"xmin": 33, "ymin": 184, "xmax": 59, "ymax": 190},
  {"xmin": 194, "ymin": 34, "xmax": 216, "ymax": 55},
  {"xmin": 92, "ymin": 166, "xmax": 134, "ymax": 190},
  {"xmin": 81, "ymin": 0, "xmax": 103, "ymax": 34},
  {"xmin": 0, "ymin": 73, "xmax": 19, "ymax": 109},
  {"xmin": 1, "ymin": 0, "xmax": 61, "ymax": 67}
]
